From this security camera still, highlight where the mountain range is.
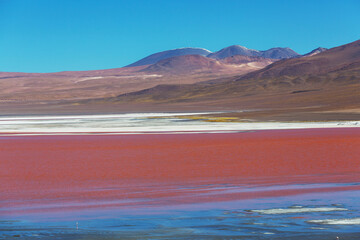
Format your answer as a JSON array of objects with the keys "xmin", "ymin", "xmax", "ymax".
[
  {"xmin": 0, "ymin": 40, "xmax": 359, "ymax": 121},
  {"xmin": 106, "ymin": 39, "xmax": 360, "ymax": 120},
  {"xmin": 126, "ymin": 45, "xmax": 302, "ymax": 67}
]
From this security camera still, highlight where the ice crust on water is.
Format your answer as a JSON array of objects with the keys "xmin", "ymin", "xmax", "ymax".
[
  {"xmin": 308, "ymin": 218, "xmax": 360, "ymax": 225},
  {"xmin": 250, "ymin": 207, "xmax": 348, "ymax": 214}
]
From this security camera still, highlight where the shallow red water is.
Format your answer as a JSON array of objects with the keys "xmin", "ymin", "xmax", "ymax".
[{"xmin": 1, "ymin": 128, "xmax": 360, "ymax": 213}]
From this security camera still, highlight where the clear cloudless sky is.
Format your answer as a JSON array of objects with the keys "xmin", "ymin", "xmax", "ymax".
[{"xmin": 1, "ymin": 0, "xmax": 360, "ymax": 72}]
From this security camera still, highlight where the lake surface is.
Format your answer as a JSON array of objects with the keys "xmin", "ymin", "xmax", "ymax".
[{"xmin": 0, "ymin": 115, "xmax": 360, "ymax": 239}]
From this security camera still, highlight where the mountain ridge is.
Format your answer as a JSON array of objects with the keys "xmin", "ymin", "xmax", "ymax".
[
  {"xmin": 108, "ymin": 39, "xmax": 360, "ymax": 116},
  {"xmin": 126, "ymin": 45, "xmax": 302, "ymax": 67},
  {"xmin": 302, "ymin": 47, "xmax": 328, "ymax": 57},
  {"xmin": 126, "ymin": 47, "xmax": 212, "ymax": 67},
  {"xmin": 0, "ymin": 39, "xmax": 359, "ymax": 121},
  {"xmin": 207, "ymin": 45, "xmax": 300, "ymax": 60},
  {"xmin": 237, "ymin": 39, "xmax": 360, "ymax": 80}
]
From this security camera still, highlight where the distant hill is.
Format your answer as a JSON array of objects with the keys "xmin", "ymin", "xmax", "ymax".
[
  {"xmin": 260, "ymin": 47, "xmax": 300, "ymax": 59},
  {"xmin": 126, "ymin": 48, "xmax": 212, "ymax": 67},
  {"xmin": 141, "ymin": 55, "xmax": 225, "ymax": 74},
  {"xmin": 140, "ymin": 54, "xmax": 275, "ymax": 75}
]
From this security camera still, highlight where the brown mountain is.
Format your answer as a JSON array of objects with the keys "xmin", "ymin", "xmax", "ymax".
[
  {"xmin": 141, "ymin": 55, "xmax": 226, "ymax": 74},
  {"xmin": 239, "ymin": 39, "xmax": 360, "ymax": 80},
  {"xmin": 104, "ymin": 39, "xmax": 360, "ymax": 120}
]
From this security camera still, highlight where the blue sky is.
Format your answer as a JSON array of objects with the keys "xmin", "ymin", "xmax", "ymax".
[{"xmin": 1, "ymin": 0, "xmax": 359, "ymax": 72}]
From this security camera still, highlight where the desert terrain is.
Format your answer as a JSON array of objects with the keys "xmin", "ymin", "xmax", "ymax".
[
  {"xmin": 1, "ymin": 40, "xmax": 360, "ymax": 240},
  {"xmin": 0, "ymin": 40, "xmax": 358, "ymax": 122}
]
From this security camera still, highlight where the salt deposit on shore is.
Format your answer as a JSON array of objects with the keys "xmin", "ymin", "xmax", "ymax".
[{"xmin": 0, "ymin": 113, "xmax": 358, "ymax": 135}]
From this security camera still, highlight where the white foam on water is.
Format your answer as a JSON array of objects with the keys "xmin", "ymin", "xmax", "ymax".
[
  {"xmin": 250, "ymin": 207, "xmax": 348, "ymax": 214},
  {"xmin": 308, "ymin": 218, "xmax": 360, "ymax": 225}
]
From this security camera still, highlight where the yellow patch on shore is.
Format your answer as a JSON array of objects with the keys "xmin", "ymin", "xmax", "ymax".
[{"xmin": 149, "ymin": 115, "xmax": 240, "ymax": 122}]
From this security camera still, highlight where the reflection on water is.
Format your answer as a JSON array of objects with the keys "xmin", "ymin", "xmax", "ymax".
[{"xmin": 1, "ymin": 180, "xmax": 360, "ymax": 239}]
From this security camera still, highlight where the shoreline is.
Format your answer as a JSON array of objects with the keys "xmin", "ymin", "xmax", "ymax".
[
  {"xmin": 0, "ymin": 112, "xmax": 358, "ymax": 136},
  {"xmin": 0, "ymin": 126, "xmax": 359, "ymax": 136}
]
